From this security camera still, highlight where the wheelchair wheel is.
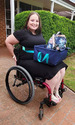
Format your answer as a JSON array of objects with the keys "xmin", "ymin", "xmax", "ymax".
[{"xmin": 5, "ymin": 65, "xmax": 35, "ymax": 104}]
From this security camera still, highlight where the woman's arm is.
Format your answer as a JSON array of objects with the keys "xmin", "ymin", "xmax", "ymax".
[{"xmin": 5, "ymin": 34, "xmax": 19, "ymax": 58}]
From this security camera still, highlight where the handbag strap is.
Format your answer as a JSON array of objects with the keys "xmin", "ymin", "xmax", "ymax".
[
  {"xmin": 37, "ymin": 52, "xmax": 49, "ymax": 64},
  {"xmin": 22, "ymin": 46, "xmax": 34, "ymax": 53}
]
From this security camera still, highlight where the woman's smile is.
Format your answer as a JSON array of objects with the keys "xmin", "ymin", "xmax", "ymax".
[{"xmin": 27, "ymin": 14, "xmax": 39, "ymax": 34}]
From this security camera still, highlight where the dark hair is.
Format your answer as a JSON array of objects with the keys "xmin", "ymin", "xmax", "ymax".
[{"xmin": 24, "ymin": 12, "xmax": 42, "ymax": 34}]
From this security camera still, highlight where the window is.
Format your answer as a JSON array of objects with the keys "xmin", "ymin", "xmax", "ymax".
[
  {"xmin": 20, "ymin": 2, "xmax": 31, "ymax": 12},
  {"xmin": 32, "ymin": 5, "xmax": 42, "ymax": 10},
  {"xmin": 5, "ymin": 0, "xmax": 17, "ymax": 36},
  {"xmin": 5, "ymin": 1, "xmax": 42, "ymax": 36},
  {"xmin": 5, "ymin": 0, "xmax": 11, "ymax": 36},
  {"xmin": 19, "ymin": 2, "xmax": 42, "ymax": 12}
]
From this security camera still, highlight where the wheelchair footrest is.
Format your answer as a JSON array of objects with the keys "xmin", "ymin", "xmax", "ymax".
[
  {"xmin": 39, "ymin": 98, "xmax": 57, "ymax": 108},
  {"xmin": 39, "ymin": 97, "xmax": 57, "ymax": 120},
  {"xmin": 44, "ymin": 98, "xmax": 57, "ymax": 107}
]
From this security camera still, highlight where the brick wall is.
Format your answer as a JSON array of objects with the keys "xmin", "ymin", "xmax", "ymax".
[{"xmin": 0, "ymin": 0, "xmax": 6, "ymax": 47}]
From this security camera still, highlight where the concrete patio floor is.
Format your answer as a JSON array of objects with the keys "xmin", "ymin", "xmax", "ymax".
[{"xmin": 0, "ymin": 47, "xmax": 75, "ymax": 125}]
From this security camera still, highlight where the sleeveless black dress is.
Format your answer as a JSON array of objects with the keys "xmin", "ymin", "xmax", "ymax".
[{"xmin": 13, "ymin": 29, "xmax": 68, "ymax": 80}]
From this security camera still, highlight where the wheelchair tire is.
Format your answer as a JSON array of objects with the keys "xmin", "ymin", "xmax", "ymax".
[{"xmin": 5, "ymin": 65, "xmax": 35, "ymax": 104}]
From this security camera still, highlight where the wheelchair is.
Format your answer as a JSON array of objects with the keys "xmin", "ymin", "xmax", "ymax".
[
  {"xmin": 5, "ymin": 48, "xmax": 67, "ymax": 120},
  {"xmin": 5, "ymin": 64, "xmax": 67, "ymax": 120}
]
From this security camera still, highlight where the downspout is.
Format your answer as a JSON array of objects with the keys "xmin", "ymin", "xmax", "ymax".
[
  {"xmin": 71, "ymin": 10, "xmax": 74, "ymax": 20},
  {"xmin": 50, "ymin": 1, "xmax": 54, "ymax": 13},
  {"xmin": 10, "ymin": 0, "xmax": 15, "ymax": 34}
]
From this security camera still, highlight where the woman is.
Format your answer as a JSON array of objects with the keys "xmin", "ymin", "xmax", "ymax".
[{"xmin": 5, "ymin": 11, "xmax": 68, "ymax": 103}]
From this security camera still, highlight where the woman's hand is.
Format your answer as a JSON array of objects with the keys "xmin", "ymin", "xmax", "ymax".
[
  {"xmin": 5, "ymin": 34, "xmax": 19, "ymax": 61},
  {"xmin": 13, "ymin": 55, "xmax": 17, "ymax": 61}
]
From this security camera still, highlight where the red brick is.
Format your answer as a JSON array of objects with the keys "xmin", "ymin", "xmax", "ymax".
[{"xmin": 0, "ymin": 0, "xmax": 6, "ymax": 47}]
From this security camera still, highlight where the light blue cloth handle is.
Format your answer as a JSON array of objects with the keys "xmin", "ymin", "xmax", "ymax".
[
  {"xmin": 37, "ymin": 52, "xmax": 49, "ymax": 64},
  {"xmin": 22, "ymin": 46, "xmax": 34, "ymax": 53},
  {"xmin": 22, "ymin": 46, "xmax": 26, "ymax": 51}
]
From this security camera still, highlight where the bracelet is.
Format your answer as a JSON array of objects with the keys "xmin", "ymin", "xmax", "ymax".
[{"xmin": 13, "ymin": 55, "xmax": 15, "ymax": 58}]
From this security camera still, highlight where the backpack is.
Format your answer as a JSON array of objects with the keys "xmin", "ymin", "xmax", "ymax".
[{"xmin": 47, "ymin": 31, "xmax": 67, "ymax": 51}]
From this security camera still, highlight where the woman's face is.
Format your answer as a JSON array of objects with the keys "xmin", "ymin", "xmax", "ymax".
[{"xmin": 27, "ymin": 14, "xmax": 39, "ymax": 34}]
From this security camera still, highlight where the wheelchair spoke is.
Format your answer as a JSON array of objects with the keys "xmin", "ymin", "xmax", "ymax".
[
  {"xmin": 15, "ymin": 80, "xmax": 27, "ymax": 87},
  {"xmin": 12, "ymin": 78, "xmax": 17, "ymax": 87}
]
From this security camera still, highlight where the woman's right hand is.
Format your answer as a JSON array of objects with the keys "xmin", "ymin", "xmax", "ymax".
[
  {"xmin": 5, "ymin": 34, "xmax": 19, "ymax": 61},
  {"xmin": 13, "ymin": 55, "xmax": 17, "ymax": 62}
]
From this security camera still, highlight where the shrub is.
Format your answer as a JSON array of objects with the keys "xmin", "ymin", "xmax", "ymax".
[{"xmin": 15, "ymin": 10, "xmax": 75, "ymax": 55}]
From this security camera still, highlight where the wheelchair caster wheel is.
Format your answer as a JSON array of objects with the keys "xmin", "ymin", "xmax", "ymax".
[
  {"xmin": 50, "ymin": 101, "xmax": 57, "ymax": 106},
  {"xmin": 39, "ymin": 109, "xmax": 44, "ymax": 120}
]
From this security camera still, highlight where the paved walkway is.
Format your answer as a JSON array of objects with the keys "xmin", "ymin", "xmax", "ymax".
[{"xmin": 0, "ymin": 47, "xmax": 75, "ymax": 125}]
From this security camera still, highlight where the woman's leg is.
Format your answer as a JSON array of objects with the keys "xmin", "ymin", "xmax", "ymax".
[
  {"xmin": 45, "ymin": 71, "xmax": 61, "ymax": 103},
  {"xmin": 54, "ymin": 68, "xmax": 65, "ymax": 98}
]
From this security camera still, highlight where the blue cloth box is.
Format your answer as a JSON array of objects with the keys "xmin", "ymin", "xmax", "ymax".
[{"xmin": 33, "ymin": 44, "xmax": 68, "ymax": 66}]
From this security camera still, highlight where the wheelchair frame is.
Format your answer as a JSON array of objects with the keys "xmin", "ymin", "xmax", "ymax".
[{"xmin": 5, "ymin": 65, "xmax": 66, "ymax": 120}]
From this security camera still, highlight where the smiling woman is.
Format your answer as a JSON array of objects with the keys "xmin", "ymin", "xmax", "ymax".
[
  {"xmin": 5, "ymin": 11, "xmax": 68, "ymax": 104},
  {"xmin": 27, "ymin": 14, "xmax": 39, "ymax": 35},
  {"xmin": 24, "ymin": 11, "xmax": 42, "ymax": 35}
]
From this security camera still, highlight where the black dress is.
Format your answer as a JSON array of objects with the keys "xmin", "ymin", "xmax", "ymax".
[{"xmin": 13, "ymin": 29, "xmax": 68, "ymax": 80}]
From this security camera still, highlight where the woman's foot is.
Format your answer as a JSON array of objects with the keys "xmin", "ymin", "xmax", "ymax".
[
  {"xmin": 55, "ymin": 94, "xmax": 62, "ymax": 102},
  {"xmin": 55, "ymin": 91, "xmax": 62, "ymax": 101},
  {"xmin": 51, "ymin": 95, "xmax": 60, "ymax": 103}
]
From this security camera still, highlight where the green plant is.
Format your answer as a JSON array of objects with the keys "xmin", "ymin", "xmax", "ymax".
[
  {"xmin": 64, "ymin": 54, "xmax": 75, "ymax": 92},
  {"xmin": 15, "ymin": 10, "xmax": 75, "ymax": 55}
]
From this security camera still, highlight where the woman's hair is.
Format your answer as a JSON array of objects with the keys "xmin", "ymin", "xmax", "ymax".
[{"xmin": 24, "ymin": 11, "xmax": 42, "ymax": 34}]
